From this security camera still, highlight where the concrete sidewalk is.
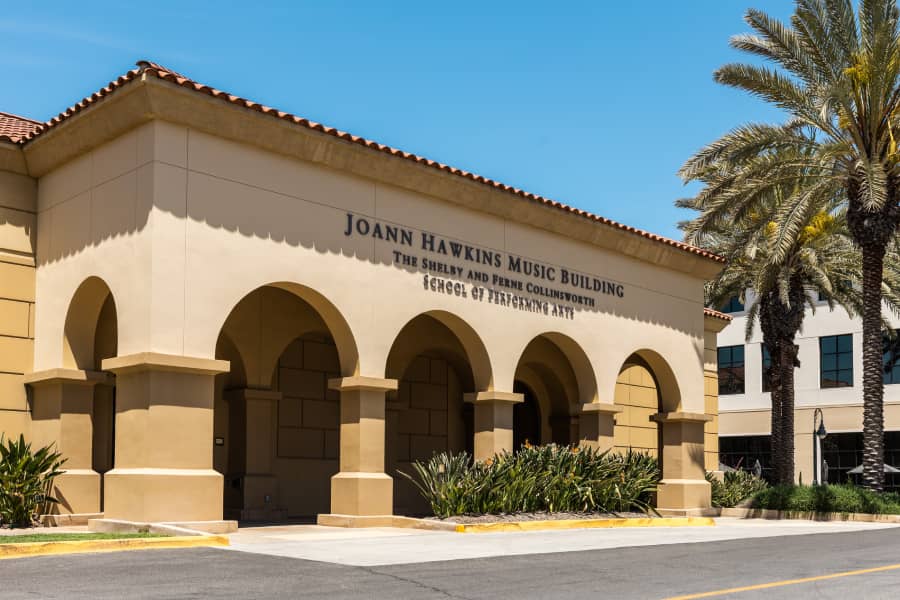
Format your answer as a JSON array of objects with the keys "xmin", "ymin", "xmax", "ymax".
[{"xmin": 223, "ymin": 517, "xmax": 900, "ymax": 566}]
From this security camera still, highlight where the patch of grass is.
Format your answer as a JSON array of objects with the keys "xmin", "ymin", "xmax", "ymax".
[
  {"xmin": 0, "ymin": 532, "xmax": 167, "ymax": 544},
  {"xmin": 751, "ymin": 484, "xmax": 900, "ymax": 514}
]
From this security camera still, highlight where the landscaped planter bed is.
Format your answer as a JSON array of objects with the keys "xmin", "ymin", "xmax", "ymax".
[{"xmin": 427, "ymin": 511, "xmax": 652, "ymax": 524}]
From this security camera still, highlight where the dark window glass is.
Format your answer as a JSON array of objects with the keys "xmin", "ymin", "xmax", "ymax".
[
  {"xmin": 719, "ymin": 296, "xmax": 744, "ymax": 313},
  {"xmin": 719, "ymin": 435, "xmax": 772, "ymax": 482},
  {"xmin": 884, "ymin": 331, "xmax": 900, "ymax": 385},
  {"xmin": 824, "ymin": 432, "xmax": 900, "ymax": 491},
  {"xmin": 762, "ymin": 345, "xmax": 772, "ymax": 393},
  {"xmin": 820, "ymin": 334, "xmax": 853, "ymax": 388},
  {"xmin": 718, "ymin": 345, "xmax": 745, "ymax": 395}
]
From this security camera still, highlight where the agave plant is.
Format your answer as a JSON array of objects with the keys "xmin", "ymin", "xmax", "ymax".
[
  {"xmin": 0, "ymin": 435, "xmax": 67, "ymax": 528},
  {"xmin": 398, "ymin": 445, "xmax": 660, "ymax": 517}
]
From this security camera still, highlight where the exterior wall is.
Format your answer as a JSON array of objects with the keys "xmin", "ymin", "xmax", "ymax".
[
  {"xmin": 387, "ymin": 355, "xmax": 466, "ymax": 516},
  {"xmin": 32, "ymin": 121, "xmax": 710, "ymax": 413},
  {"xmin": 272, "ymin": 335, "xmax": 340, "ymax": 518},
  {"xmin": 614, "ymin": 362, "xmax": 659, "ymax": 456},
  {"xmin": 23, "ymin": 116, "xmax": 718, "ymax": 519},
  {"xmin": 0, "ymin": 169, "xmax": 36, "ymax": 441},
  {"xmin": 718, "ymin": 298, "xmax": 900, "ymax": 483},
  {"xmin": 704, "ymin": 325, "xmax": 720, "ymax": 472}
]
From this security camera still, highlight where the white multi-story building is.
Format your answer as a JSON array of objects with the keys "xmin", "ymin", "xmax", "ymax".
[{"xmin": 717, "ymin": 294, "xmax": 900, "ymax": 487}]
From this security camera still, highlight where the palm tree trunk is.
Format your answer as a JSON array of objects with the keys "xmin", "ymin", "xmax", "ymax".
[
  {"xmin": 769, "ymin": 366, "xmax": 784, "ymax": 483},
  {"xmin": 861, "ymin": 245, "xmax": 886, "ymax": 491},
  {"xmin": 777, "ymin": 341, "xmax": 796, "ymax": 485}
]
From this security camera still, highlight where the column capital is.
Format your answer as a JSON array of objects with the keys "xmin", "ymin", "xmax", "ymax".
[
  {"xmin": 328, "ymin": 376, "xmax": 398, "ymax": 392},
  {"xmin": 580, "ymin": 402, "xmax": 623, "ymax": 415},
  {"xmin": 464, "ymin": 391, "xmax": 524, "ymax": 404},
  {"xmin": 101, "ymin": 353, "xmax": 230, "ymax": 376},
  {"xmin": 24, "ymin": 369, "xmax": 110, "ymax": 387},
  {"xmin": 651, "ymin": 411, "xmax": 713, "ymax": 424}
]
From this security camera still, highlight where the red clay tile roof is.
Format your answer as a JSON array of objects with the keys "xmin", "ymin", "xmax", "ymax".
[
  {"xmin": 703, "ymin": 307, "xmax": 733, "ymax": 321},
  {"xmin": 12, "ymin": 60, "xmax": 724, "ymax": 264},
  {"xmin": 0, "ymin": 111, "xmax": 42, "ymax": 144}
]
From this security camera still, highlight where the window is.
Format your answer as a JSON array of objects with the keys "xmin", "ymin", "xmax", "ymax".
[
  {"xmin": 762, "ymin": 344, "xmax": 772, "ymax": 393},
  {"xmin": 820, "ymin": 334, "xmax": 853, "ymax": 388},
  {"xmin": 719, "ymin": 435, "xmax": 772, "ymax": 482},
  {"xmin": 885, "ymin": 331, "xmax": 900, "ymax": 385},
  {"xmin": 719, "ymin": 296, "xmax": 744, "ymax": 313},
  {"xmin": 718, "ymin": 345, "xmax": 745, "ymax": 395}
]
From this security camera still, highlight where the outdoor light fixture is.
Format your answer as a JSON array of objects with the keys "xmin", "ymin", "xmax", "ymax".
[{"xmin": 813, "ymin": 408, "xmax": 828, "ymax": 485}]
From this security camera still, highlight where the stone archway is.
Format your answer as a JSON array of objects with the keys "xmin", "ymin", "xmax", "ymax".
[
  {"xmin": 384, "ymin": 311, "xmax": 491, "ymax": 515},
  {"xmin": 614, "ymin": 349, "xmax": 710, "ymax": 511},
  {"xmin": 28, "ymin": 277, "xmax": 118, "ymax": 516},
  {"xmin": 214, "ymin": 284, "xmax": 358, "ymax": 521},
  {"xmin": 511, "ymin": 333, "xmax": 596, "ymax": 449}
]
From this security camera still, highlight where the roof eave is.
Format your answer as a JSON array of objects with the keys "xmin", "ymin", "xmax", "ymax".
[{"xmin": 20, "ymin": 73, "xmax": 726, "ymax": 279}]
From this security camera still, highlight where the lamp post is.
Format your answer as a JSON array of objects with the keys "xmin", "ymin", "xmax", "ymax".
[{"xmin": 813, "ymin": 408, "xmax": 828, "ymax": 485}]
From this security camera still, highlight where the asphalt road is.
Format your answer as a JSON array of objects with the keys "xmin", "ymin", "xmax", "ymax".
[{"xmin": 3, "ymin": 528, "xmax": 900, "ymax": 599}]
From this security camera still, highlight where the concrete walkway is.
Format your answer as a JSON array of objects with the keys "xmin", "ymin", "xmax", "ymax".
[{"xmin": 223, "ymin": 517, "xmax": 900, "ymax": 566}]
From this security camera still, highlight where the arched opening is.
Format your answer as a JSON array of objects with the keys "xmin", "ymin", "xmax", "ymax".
[
  {"xmin": 614, "ymin": 355, "xmax": 661, "ymax": 458},
  {"xmin": 614, "ymin": 349, "xmax": 682, "ymax": 471},
  {"xmin": 512, "ymin": 333, "xmax": 594, "ymax": 448},
  {"xmin": 62, "ymin": 277, "xmax": 118, "ymax": 509},
  {"xmin": 512, "ymin": 381, "xmax": 541, "ymax": 449},
  {"xmin": 213, "ymin": 284, "xmax": 357, "ymax": 522},
  {"xmin": 384, "ymin": 311, "xmax": 490, "ymax": 515}
]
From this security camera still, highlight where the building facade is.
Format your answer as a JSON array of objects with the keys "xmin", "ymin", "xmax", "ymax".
[
  {"xmin": 0, "ymin": 61, "xmax": 726, "ymax": 527},
  {"xmin": 717, "ymin": 294, "xmax": 900, "ymax": 487}
]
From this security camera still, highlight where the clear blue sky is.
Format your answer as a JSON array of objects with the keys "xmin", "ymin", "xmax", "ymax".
[{"xmin": 0, "ymin": 1, "xmax": 792, "ymax": 240}]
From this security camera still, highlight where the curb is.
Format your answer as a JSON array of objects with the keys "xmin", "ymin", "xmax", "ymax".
[
  {"xmin": 0, "ymin": 535, "xmax": 229, "ymax": 560},
  {"xmin": 452, "ymin": 516, "xmax": 715, "ymax": 533},
  {"xmin": 719, "ymin": 507, "xmax": 900, "ymax": 523}
]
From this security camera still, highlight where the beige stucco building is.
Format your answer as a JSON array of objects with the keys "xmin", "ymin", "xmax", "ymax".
[{"xmin": 0, "ymin": 61, "xmax": 728, "ymax": 528}]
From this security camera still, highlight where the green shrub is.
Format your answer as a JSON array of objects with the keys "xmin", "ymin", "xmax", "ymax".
[
  {"xmin": 705, "ymin": 470, "xmax": 768, "ymax": 508},
  {"xmin": 0, "ymin": 435, "xmax": 66, "ymax": 528},
  {"xmin": 751, "ymin": 484, "xmax": 900, "ymax": 515},
  {"xmin": 399, "ymin": 445, "xmax": 659, "ymax": 518}
]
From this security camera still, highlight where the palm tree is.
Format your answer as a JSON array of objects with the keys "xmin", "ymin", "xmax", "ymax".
[
  {"xmin": 681, "ymin": 0, "xmax": 900, "ymax": 490},
  {"xmin": 681, "ymin": 177, "xmax": 862, "ymax": 485}
]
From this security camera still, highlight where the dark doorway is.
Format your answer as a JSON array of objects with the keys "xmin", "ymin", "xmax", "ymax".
[{"xmin": 513, "ymin": 381, "xmax": 541, "ymax": 450}]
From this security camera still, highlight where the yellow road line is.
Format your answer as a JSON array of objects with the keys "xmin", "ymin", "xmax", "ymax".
[{"xmin": 665, "ymin": 562, "xmax": 900, "ymax": 599}]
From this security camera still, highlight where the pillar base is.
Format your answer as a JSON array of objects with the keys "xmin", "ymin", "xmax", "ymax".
[
  {"xmin": 329, "ymin": 472, "xmax": 393, "ymax": 516},
  {"xmin": 103, "ymin": 468, "xmax": 223, "ymax": 523},
  {"xmin": 656, "ymin": 479, "xmax": 711, "ymax": 511},
  {"xmin": 49, "ymin": 469, "xmax": 101, "ymax": 515}
]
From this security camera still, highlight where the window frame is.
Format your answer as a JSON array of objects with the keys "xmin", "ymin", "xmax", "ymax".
[
  {"xmin": 820, "ymin": 334, "xmax": 853, "ymax": 389},
  {"xmin": 718, "ymin": 345, "xmax": 746, "ymax": 395}
]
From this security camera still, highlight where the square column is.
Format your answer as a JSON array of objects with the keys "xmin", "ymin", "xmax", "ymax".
[
  {"xmin": 651, "ymin": 411, "xmax": 713, "ymax": 511},
  {"xmin": 100, "ymin": 353, "xmax": 229, "ymax": 524},
  {"xmin": 327, "ymin": 376, "xmax": 397, "ymax": 516},
  {"xmin": 579, "ymin": 403, "xmax": 623, "ymax": 452},
  {"xmin": 225, "ymin": 388, "xmax": 285, "ymax": 521},
  {"xmin": 464, "ymin": 391, "xmax": 524, "ymax": 461},
  {"xmin": 24, "ymin": 369, "xmax": 109, "ymax": 516}
]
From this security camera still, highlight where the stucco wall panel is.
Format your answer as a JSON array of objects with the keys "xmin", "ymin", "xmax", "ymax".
[{"xmin": 187, "ymin": 130, "xmax": 375, "ymax": 215}]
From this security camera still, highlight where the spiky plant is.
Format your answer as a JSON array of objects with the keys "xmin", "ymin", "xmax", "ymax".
[{"xmin": 681, "ymin": 0, "xmax": 900, "ymax": 489}]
